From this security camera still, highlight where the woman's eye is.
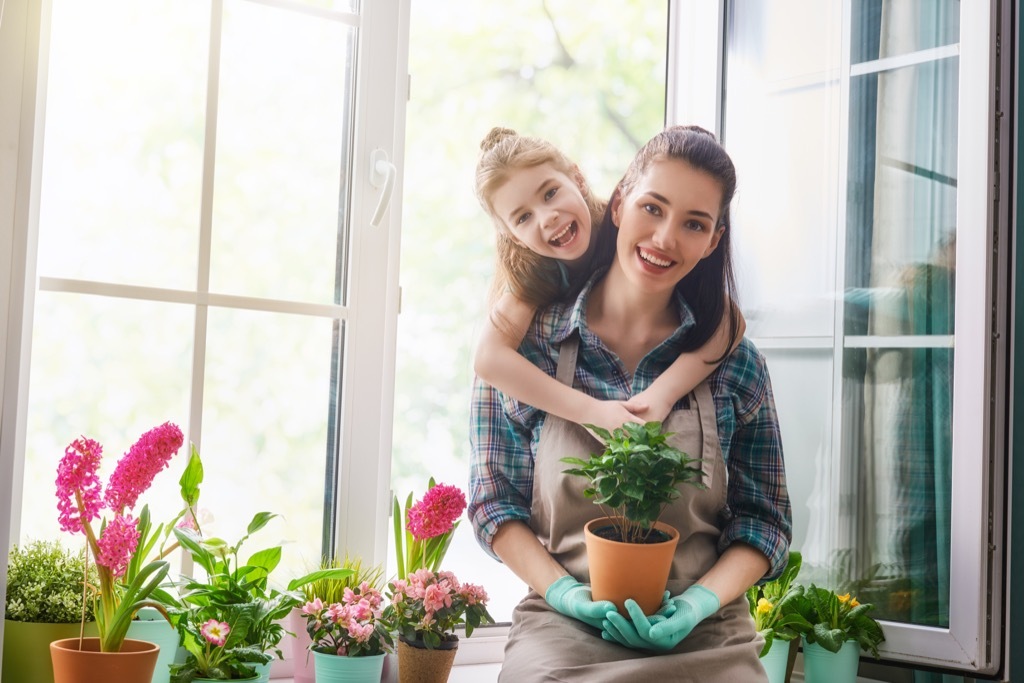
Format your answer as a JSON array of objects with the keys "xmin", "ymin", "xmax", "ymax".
[
  {"xmin": 642, "ymin": 203, "xmax": 661, "ymax": 216},
  {"xmin": 686, "ymin": 220, "xmax": 705, "ymax": 231}
]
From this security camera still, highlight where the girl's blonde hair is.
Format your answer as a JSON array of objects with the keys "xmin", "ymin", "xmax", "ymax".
[{"xmin": 474, "ymin": 127, "xmax": 606, "ymax": 309}]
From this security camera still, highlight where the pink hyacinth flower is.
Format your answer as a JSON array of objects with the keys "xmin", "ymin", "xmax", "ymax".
[
  {"xmin": 201, "ymin": 619, "xmax": 230, "ymax": 647},
  {"xmin": 55, "ymin": 437, "xmax": 104, "ymax": 534},
  {"xmin": 405, "ymin": 483, "xmax": 466, "ymax": 540},
  {"xmin": 104, "ymin": 422, "xmax": 184, "ymax": 513},
  {"xmin": 95, "ymin": 514, "xmax": 141, "ymax": 578}
]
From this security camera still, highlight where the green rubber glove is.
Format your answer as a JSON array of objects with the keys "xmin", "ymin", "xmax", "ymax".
[
  {"xmin": 605, "ymin": 584, "xmax": 720, "ymax": 651},
  {"xmin": 544, "ymin": 575, "xmax": 618, "ymax": 630},
  {"xmin": 601, "ymin": 591, "xmax": 676, "ymax": 650}
]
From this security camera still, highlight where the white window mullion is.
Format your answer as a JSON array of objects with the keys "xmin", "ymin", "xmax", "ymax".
[{"xmin": 334, "ymin": 0, "xmax": 409, "ymax": 568}]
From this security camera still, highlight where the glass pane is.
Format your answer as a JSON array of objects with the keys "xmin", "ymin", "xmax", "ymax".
[
  {"xmin": 20, "ymin": 292, "xmax": 193, "ymax": 544},
  {"xmin": 210, "ymin": 1, "xmax": 356, "ymax": 304},
  {"xmin": 761, "ymin": 349, "xmax": 833, "ymax": 566},
  {"xmin": 395, "ymin": 0, "xmax": 668, "ymax": 623},
  {"xmin": 201, "ymin": 308, "xmax": 337, "ymax": 578},
  {"xmin": 840, "ymin": 346, "xmax": 953, "ymax": 628},
  {"xmin": 851, "ymin": 0, "xmax": 960, "ymax": 64},
  {"xmin": 37, "ymin": 0, "xmax": 208, "ymax": 290},
  {"xmin": 845, "ymin": 59, "xmax": 958, "ymax": 336},
  {"xmin": 724, "ymin": 0, "xmax": 840, "ymax": 338}
]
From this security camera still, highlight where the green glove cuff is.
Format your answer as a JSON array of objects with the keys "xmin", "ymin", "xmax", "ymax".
[
  {"xmin": 678, "ymin": 584, "xmax": 720, "ymax": 622},
  {"xmin": 544, "ymin": 575, "xmax": 582, "ymax": 609}
]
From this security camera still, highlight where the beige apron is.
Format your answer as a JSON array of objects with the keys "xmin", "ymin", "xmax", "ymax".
[{"xmin": 499, "ymin": 334, "xmax": 768, "ymax": 682}]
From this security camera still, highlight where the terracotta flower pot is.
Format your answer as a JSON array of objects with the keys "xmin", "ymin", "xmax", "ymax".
[
  {"xmin": 584, "ymin": 517, "xmax": 679, "ymax": 615},
  {"xmin": 396, "ymin": 635, "xmax": 458, "ymax": 683},
  {"xmin": 50, "ymin": 636, "xmax": 159, "ymax": 683}
]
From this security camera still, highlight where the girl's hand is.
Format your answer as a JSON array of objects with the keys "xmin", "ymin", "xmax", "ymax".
[
  {"xmin": 622, "ymin": 388, "xmax": 673, "ymax": 424},
  {"xmin": 580, "ymin": 399, "xmax": 644, "ymax": 435}
]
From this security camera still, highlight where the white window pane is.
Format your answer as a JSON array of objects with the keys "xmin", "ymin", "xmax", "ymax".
[
  {"xmin": 200, "ymin": 308, "xmax": 336, "ymax": 578},
  {"xmin": 20, "ymin": 293, "xmax": 194, "ymax": 543},
  {"xmin": 210, "ymin": 1, "xmax": 356, "ymax": 304},
  {"xmin": 37, "ymin": 0, "xmax": 208, "ymax": 290},
  {"xmin": 725, "ymin": 1, "xmax": 840, "ymax": 339},
  {"xmin": 760, "ymin": 348, "xmax": 833, "ymax": 568}
]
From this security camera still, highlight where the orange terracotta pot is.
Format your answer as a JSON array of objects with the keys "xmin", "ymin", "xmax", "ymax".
[
  {"xmin": 50, "ymin": 637, "xmax": 159, "ymax": 683},
  {"xmin": 584, "ymin": 517, "xmax": 679, "ymax": 616}
]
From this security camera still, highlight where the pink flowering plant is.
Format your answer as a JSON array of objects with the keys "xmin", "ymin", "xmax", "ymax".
[
  {"xmin": 55, "ymin": 422, "xmax": 185, "ymax": 652},
  {"xmin": 301, "ymin": 582, "xmax": 394, "ymax": 658},
  {"xmin": 170, "ymin": 604, "xmax": 271, "ymax": 682},
  {"xmin": 393, "ymin": 479, "xmax": 467, "ymax": 578},
  {"xmin": 385, "ymin": 569, "xmax": 493, "ymax": 649}
]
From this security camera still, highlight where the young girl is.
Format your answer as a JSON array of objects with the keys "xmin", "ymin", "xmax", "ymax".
[{"xmin": 472, "ymin": 127, "xmax": 745, "ymax": 432}]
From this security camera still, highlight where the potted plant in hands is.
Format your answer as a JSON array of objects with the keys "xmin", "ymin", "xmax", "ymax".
[
  {"xmin": 789, "ymin": 584, "xmax": 885, "ymax": 683},
  {"xmin": 50, "ymin": 423, "xmax": 185, "ymax": 683},
  {"xmin": 561, "ymin": 420, "xmax": 705, "ymax": 615},
  {"xmin": 385, "ymin": 570, "xmax": 493, "ymax": 683},
  {"xmin": 300, "ymin": 581, "xmax": 393, "ymax": 683},
  {"xmin": 746, "ymin": 551, "xmax": 810, "ymax": 683},
  {"xmin": 3, "ymin": 540, "xmax": 97, "ymax": 683}
]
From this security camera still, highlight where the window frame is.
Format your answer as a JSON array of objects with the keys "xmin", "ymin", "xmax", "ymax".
[
  {"xmin": 0, "ymin": 0, "xmax": 410, "ymax": 653},
  {"xmin": 695, "ymin": 0, "xmax": 1009, "ymax": 674}
]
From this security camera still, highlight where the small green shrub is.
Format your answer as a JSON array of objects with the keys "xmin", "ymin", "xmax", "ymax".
[{"xmin": 5, "ymin": 539, "xmax": 95, "ymax": 623}]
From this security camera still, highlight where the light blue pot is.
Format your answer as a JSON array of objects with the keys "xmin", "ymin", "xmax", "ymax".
[
  {"xmin": 252, "ymin": 661, "xmax": 272, "ymax": 682},
  {"xmin": 801, "ymin": 637, "xmax": 860, "ymax": 683},
  {"xmin": 758, "ymin": 638, "xmax": 790, "ymax": 683},
  {"xmin": 125, "ymin": 607, "xmax": 180, "ymax": 683},
  {"xmin": 313, "ymin": 651, "xmax": 386, "ymax": 683}
]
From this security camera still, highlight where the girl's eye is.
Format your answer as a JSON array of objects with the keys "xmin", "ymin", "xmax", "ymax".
[
  {"xmin": 516, "ymin": 212, "xmax": 531, "ymax": 225},
  {"xmin": 544, "ymin": 187, "xmax": 558, "ymax": 200}
]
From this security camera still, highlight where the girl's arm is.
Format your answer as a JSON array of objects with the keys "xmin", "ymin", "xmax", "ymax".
[
  {"xmin": 626, "ymin": 302, "xmax": 747, "ymax": 423},
  {"xmin": 474, "ymin": 292, "xmax": 638, "ymax": 433}
]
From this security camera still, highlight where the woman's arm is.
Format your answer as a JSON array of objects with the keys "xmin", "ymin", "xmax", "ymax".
[
  {"xmin": 625, "ymin": 302, "xmax": 746, "ymax": 423},
  {"xmin": 695, "ymin": 542, "xmax": 769, "ymax": 606},
  {"xmin": 491, "ymin": 520, "xmax": 567, "ymax": 595},
  {"xmin": 474, "ymin": 292, "xmax": 639, "ymax": 432}
]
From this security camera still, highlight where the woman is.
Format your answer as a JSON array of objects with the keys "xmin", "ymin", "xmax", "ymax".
[{"xmin": 468, "ymin": 125, "xmax": 792, "ymax": 680}]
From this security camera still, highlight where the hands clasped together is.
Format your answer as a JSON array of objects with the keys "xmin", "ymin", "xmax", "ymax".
[{"xmin": 544, "ymin": 576, "xmax": 721, "ymax": 651}]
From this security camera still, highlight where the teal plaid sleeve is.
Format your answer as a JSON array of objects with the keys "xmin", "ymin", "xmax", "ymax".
[{"xmin": 709, "ymin": 339, "xmax": 792, "ymax": 581}]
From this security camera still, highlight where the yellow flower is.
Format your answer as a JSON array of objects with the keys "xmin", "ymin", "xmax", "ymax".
[
  {"xmin": 837, "ymin": 593, "xmax": 851, "ymax": 603},
  {"xmin": 851, "ymin": 598, "xmax": 860, "ymax": 607},
  {"xmin": 756, "ymin": 598, "xmax": 773, "ymax": 615}
]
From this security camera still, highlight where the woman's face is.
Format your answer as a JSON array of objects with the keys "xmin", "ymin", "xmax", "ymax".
[
  {"xmin": 610, "ymin": 158, "xmax": 725, "ymax": 296},
  {"xmin": 490, "ymin": 162, "xmax": 592, "ymax": 263}
]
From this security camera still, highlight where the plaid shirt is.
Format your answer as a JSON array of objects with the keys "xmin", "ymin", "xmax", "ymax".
[{"xmin": 468, "ymin": 275, "xmax": 793, "ymax": 581}]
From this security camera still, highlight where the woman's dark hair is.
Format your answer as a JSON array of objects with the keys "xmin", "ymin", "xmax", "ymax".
[{"xmin": 595, "ymin": 125, "xmax": 741, "ymax": 361}]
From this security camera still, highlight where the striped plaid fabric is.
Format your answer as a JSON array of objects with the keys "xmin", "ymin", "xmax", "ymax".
[{"xmin": 468, "ymin": 275, "xmax": 793, "ymax": 581}]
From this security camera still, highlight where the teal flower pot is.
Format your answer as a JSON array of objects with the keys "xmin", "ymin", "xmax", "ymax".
[
  {"xmin": 313, "ymin": 651, "xmax": 386, "ymax": 683},
  {"xmin": 758, "ymin": 638, "xmax": 790, "ymax": 683},
  {"xmin": 252, "ymin": 661, "xmax": 272, "ymax": 682},
  {"xmin": 801, "ymin": 637, "xmax": 860, "ymax": 683},
  {"xmin": 125, "ymin": 608, "xmax": 179, "ymax": 683}
]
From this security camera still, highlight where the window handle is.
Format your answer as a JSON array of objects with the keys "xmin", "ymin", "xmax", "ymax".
[{"xmin": 369, "ymin": 148, "xmax": 396, "ymax": 227}]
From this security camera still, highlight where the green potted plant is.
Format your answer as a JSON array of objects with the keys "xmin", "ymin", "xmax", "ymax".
[
  {"xmin": 50, "ymin": 423, "xmax": 186, "ymax": 683},
  {"xmin": 3, "ymin": 540, "xmax": 97, "ymax": 683},
  {"xmin": 746, "ymin": 551, "xmax": 809, "ymax": 683},
  {"xmin": 288, "ymin": 556, "xmax": 380, "ymax": 683},
  {"xmin": 170, "ymin": 511, "xmax": 352, "ymax": 683},
  {"xmin": 789, "ymin": 584, "xmax": 885, "ymax": 683},
  {"xmin": 561, "ymin": 420, "xmax": 705, "ymax": 615}
]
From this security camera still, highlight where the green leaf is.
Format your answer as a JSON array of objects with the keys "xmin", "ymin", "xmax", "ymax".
[
  {"xmin": 246, "ymin": 547, "xmax": 282, "ymax": 575},
  {"xmin": 812, "ymin": 623, "xmax": 847, "ymax": 653},
  {"xmin": 179, "ymin": 445, "xmax": 204, "ymax": 507},
  {"xmin": 246, "ymin": 512, "xmax": 278, "ymax": 536}
]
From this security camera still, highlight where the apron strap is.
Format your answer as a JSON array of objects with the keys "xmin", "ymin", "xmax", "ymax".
[{"xmin": 555, "ymin": 333, "xmax": 580, "ymax": 387}]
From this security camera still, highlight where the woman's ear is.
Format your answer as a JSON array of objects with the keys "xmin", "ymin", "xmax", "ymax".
[
  {"xmin": 702, "ymin": 226, "xmax": 725, "ymax": 258},
  {"xmin": 610, "ymin": 190, "xmax": 622, "ymax": 227}
]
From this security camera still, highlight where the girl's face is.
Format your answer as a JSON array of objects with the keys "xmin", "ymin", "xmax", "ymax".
[
  {"xmin": 490, "ymin": 162, "xmax": 592, "ymax": 263},
  {"xmin": 610, "ymin": 158, "xmax": 725, "ymax": 296}
]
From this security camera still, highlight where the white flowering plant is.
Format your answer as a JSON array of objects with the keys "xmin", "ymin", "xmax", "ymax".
[{"xmin": 4, "ymin": 540, "xmax": 95, "ymax": 623}]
